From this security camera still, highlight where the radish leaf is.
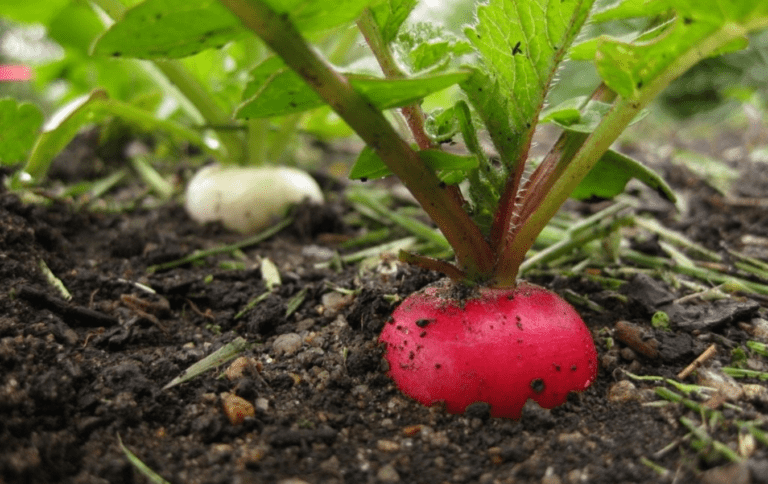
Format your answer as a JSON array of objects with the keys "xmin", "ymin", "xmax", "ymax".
[
  {"xmin": 570, "ymin": 150, "xmax": 676, "ymax": 202},
  {"xmin": 369, "ymin": 0, "xmax": 417, "ymax": 44},
  {"xmin": 93, "ymin": 0, "xmax": 244, "ymax": 59},
  {"xmin": 349, "ymin": 146, "xmax": 477, "ymax": 183},
  {"xmin": 462, "ymin": 0, "xmax": 595, "ymax": 175},
  {"xmin": 393, "ymin": 23, "xmax": 472, "ymax": 74},
  {"xmin": 237, "ymin": 57, "xmax": 469, "ymax": 118},
  {"xmin": 572, "ymin": 0, "xmax": 768, "ymax": 100},
  {"xmin": 0, "ymin": 99, "xmax": 43, "ymax": 165}
]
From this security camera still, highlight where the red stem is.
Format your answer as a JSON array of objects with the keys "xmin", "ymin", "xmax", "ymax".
[{"xmin": 221, "ymin": 0, "xmax": 494, "ymax": 279}]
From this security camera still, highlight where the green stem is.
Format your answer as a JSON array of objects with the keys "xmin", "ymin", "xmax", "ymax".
[
  {"xmin": 88, "ymin": 0, "xmax": 246, "ymax": 163},
  {"xmin": 495, "ymin": 22, "xmax": 760, "ymax": 286},
  {"xmin": 152, "ymin": 60, "xmax": 245, "ymax": 163},
  {"xmin": 356, "ymin": 10, "xmax": 434, "ymax": 150},
  {"xmin": 220, "ymin": 0, "xmax": 494, "ymax": 280}
]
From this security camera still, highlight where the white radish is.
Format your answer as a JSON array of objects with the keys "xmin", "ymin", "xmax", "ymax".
[{"xmin": 185, "ymin": 165, "xmax": 324, "ymax": 233}]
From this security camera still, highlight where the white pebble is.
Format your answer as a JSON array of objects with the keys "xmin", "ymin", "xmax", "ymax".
[{"xmin": 273, "ymin": 333, "xmax": 303, "ymax": 357}]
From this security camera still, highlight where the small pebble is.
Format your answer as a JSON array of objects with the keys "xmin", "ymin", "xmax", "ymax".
[
  {"xmin": 273, "ymin": 333, "xmax": 302, "ymax": 357},
  {"xmin": 607, "ymin": 380, "xmax": 639, "ymax": 404},
  {"xmin": 541, "ymin": 466, "xmax": 562, "ymax": 484},
  {"xmin": 557, "ymin": 431, "xmax": 584, "ymax": 445},
  {"xmin": 222, "ymin": 393, "xmax": 255, "ymax": 425},
  {"xmin": 321, "ymin": 292, "xmax": 354, "ymax": 316},
  {"xmin": 376, "ymin": 463, "xmax": 400, "ymax": 483},
  {"xmin": 402, "ymin": 424, "xmax": 423, "ymax": 436},
  {"xmin": 255, "ymin": 397, "xmax": 269, "ymax": 413},
  {"xmin": 225, "ymin": 356, "xmax": 250, "ymax": 380},
  {"xmin": 376, "ymin": 440, "xmax": 400, "ymax": 452},
  {"xmin": 620, "ymin": 347, "xmax": 637, "ymax": 361},
  {"xmin": 700, "ymin": 462, "xmax": 750, "ymax": 484}
]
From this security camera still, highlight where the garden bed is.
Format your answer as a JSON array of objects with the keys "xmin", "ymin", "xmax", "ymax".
[{"xmin": 2, "ymin": 119, "xmax": 768, "ymax": 484}]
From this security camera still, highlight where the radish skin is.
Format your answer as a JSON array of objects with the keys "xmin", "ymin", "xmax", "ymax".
[
  {"xmin": 380, "ymin": 280, "xmax": 598, "ymax": 419},
  {"xmin": 185, "ymin": 165, "xmax": 323, "ymax": 233}
]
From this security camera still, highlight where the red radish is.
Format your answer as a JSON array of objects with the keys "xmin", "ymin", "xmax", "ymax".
[{"xmin": 380, "ymin": 280, "xmax": 597, "ymax": 419}]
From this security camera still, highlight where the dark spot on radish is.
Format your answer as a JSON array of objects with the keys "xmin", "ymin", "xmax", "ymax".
[
  {"xmin": 571, "ymin": 365, "xmax": 577, "ymax": 371},
  {"xmin": 435, "ymin": 363, "xmax": 442, "ymax": 369},
  {"xmin": 516, "ymin": 321, "xmax": 523, "ymax": 330},
  {"xmin": 553, "ymin": 364, "xmax": 561, "ymax": 372},
  {"xmin": 530, "ymin": 378, "xmax": 545, "ymax": 393},
  {"xmin": 415, "ymin": 318, "xmax": 433, "ymax": 328},
  {"xmin": 409, "ymin": 351, "xmax": 415, "ymax": 360},
  {"xmin": 420, "ymin": 331, "xmax": 427, "ymax": 338}
]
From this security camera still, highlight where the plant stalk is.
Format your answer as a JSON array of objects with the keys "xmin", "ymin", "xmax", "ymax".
[
  {"xmin": 356, "ymin": 9, "xmax": 434, "ymax": 151},
  {"xmin": 88, "ymin": 0, "xmax": 246, "ymax": 163},
  {"xmin": 220, "ymin": 0, "xmax": 494, "ymax": 279},
  {"xmin": 493, "ymin": 21, "xmax": 762, "ymax": 286}
]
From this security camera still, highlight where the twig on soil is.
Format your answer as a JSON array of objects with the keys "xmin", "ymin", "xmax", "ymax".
[
  {"xmin": 163, "ymin": 336, "xmax": 254, "ymax": 390},
  {"xmin": 314, "ymin": 236, "xmax": 419, "ymax": 269},
  {"xmin": 634, "ymin": 216, "xmax": 722, "ymax": 262},
  {"xmin": 677, "ymin": 344, "xmax": 718, "ymax": 380},
  {"xmin": 147, "ymin": 217, "xmax": 293, "ymax": 272},
  {"xmin": 38, "ymin": 259, "xmax": 72, "ymax": 301},
  {"xmin": 117, "ymin": 434, "xmax": 171, "ymax": 484},
  {"xmin": 18, "ymin": 285, "xmax": 118, "ymax": 327},
  {"xmin": 622, "ymin": 249, "xmax": 768, "ymax": 296},
  {"xmin": 519, "ymin": 203, "xmax": 632, "ymax": 273},
  {"xmin": 639, "ymin": 457, "xmax": 670, "ymax": 478},
  {"xmin": 346, "ymin": 189, "xmax": 451, "ymax": 251}
]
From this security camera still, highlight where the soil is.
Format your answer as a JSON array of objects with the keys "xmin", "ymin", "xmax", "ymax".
[{"xmin": 2, "ymin": 118, "xmax": 768, "ymax": 484}]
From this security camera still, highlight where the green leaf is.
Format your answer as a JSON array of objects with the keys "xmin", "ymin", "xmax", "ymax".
[
  {"xmin": 22, "ymin": 90, "xmax": 210, "ymax": 182},
  {"xmin": 424, "ymin": 107, "xmax": 460, "ymax": 143},
  {"xmin": 370, "ymin": 0, "xmax": 417, "ymax": 44},
  {"xmin": 23, "ymin": 91, "xmax": 110, "ymax": 181},
  {"xmin": 393, "ymin": 23, "xmax": 473, "ymax": 74},
  {"xmin": 349, "ymin": 146, "xmax": 392, "ymax": 180},
  {"xmin": 572, "ymin": 0, "xmax": 768, "ymax": 100},
  {"xmin": 237, "ymin": 57, "xmax": 469, "ymax": 118},
  {"xmin": 540, "ymin": 96, "xmax": 588, "ymax": 125},
  {"xmin": 462, "ymin": 0, "xmax": 596, "ymax": 174},
  {"xmin": 93, "ymin": 0, "xmax": 244, "ymax": 59},
  {"xmin": 0, "ymin": 99, "xmax": 43, "ymax": 166},
  {"xmin": 262, "ymin": 0, "xmax": 384, "ymax": 32},
  {"xmin": 0, "ymin": 0, "xmax": 70, "ymax": 24},
  {"xmin": 48, "ymin": 2, "xmax": 104, "ymax": 53},
  {"xmin": 349, "ymin": 147, "xmax": 478, "ymax": 184},
  {"xmin": 541, "ymin": 97, "xmax": 614, "ymax": 132},
  {"xmin": 570, "ymin": 149, "xmax": 676, "ymax": 202},
  {"xmin": 352, "ymin": 72, "xmax": 470, "ymax": 109}
]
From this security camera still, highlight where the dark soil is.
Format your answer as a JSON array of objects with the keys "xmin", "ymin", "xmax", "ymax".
[{"xmin": 2, "ymin": 120, "xmax": 768, "ymax": 484}]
